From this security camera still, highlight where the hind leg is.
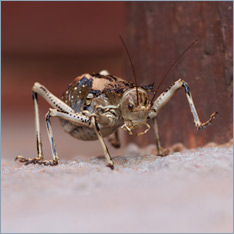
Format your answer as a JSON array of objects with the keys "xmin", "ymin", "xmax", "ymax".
[
  {"xmin": 15, "ymin": 96, "xmax": 59, "ymax": 166},
  {"xmin": 90, "ymin": 116, "xmax": 114, "ymax": 169},
  {"xmin": 15, "ymin": 83, "xmax": 87, "ymax": 166}
]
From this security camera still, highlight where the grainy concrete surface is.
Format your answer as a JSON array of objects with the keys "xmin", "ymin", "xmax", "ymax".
[{"xmin": 1, "ymin": 142, "xmax": 233, "ymax": 233}]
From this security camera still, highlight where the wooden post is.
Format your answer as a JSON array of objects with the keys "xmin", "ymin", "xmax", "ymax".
[{"xmin": 124, "ymin": 2, "xmax": 233, "ymax": 148}]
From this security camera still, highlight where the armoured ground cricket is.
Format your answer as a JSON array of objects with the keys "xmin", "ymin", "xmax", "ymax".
[{"xmin": 16, "ymin": 38, "xmax": 217, "ymax": 169}]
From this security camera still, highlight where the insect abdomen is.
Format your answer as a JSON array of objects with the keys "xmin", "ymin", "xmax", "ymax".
[{"xmin": 60, "ymin": 119, "xmax": 121, "ymax": 141}]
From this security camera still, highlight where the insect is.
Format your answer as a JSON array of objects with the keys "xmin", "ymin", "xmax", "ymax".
[{"xmin": 15, "ymin": 39, "xmax": 217, "ymax": 169}]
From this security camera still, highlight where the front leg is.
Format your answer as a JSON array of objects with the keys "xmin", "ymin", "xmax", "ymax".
[
  {"xmin": 149, "ymin": 79, "xmax": 217, "ymax": 129},
  {"xmin": 149, "ymin": 79, "xmax": 217, "ymax": 156}
]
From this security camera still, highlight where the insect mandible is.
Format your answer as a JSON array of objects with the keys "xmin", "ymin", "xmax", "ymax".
[{"xmin": 15, "ymin": 38, "xmax": 217, "ymax": 169}]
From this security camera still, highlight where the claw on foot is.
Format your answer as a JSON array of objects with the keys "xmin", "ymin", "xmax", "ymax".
[
  {"xmin": 158, "ymin": 148, "xmax": 169, "ymax": 157},
  {"xmin": 106, "ymin": 162, "xmax": 114, "ymax": 170},
  {"xmin": 197, "ymin": 112, "xmax": 218, "ymax": 130},
  {"xmin": 15, "ymin": 156, "xmax": 58, "ymax": 166}
]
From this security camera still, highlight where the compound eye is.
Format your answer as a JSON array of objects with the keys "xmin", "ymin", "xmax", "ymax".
[{"xmin": 128, "ymin": 103, "xmax": 134, "ymax": 110}]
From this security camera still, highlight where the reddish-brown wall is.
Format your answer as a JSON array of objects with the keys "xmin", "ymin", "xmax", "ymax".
[
  {"xmin": 125, "ymin": 2, "xmax": 233, "ymax": 148},
  {"xmin": 2, "ymin": 2, "xmax": 125, "ymax": 54}
]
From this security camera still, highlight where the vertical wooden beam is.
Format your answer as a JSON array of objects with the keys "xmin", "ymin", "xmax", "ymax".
[{"xmin": 124, "ymin": 2, "xmax": 233, "ymax": 148}]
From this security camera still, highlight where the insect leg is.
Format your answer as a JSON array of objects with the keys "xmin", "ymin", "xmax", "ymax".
[
  {"xmin": 40, "ymin": 109, "xmax": 115, "ymax": 168},
  {"xmin": 149, "ymin": 79, "xmax": 217, "ymax": 130},
  {"xmin": 182, "ymin": 82, "xmax": 217, "ymax": 129},
  {"xmin": 152, "ymin": 118, "xmax": 169, "ymax": 156},
  {"xmin": 32, "ymin": 82, "xmax": 75, "ymax": 113},
  {"xmin": 90, "ymin": 116, "xmax": 114, "ymax": 170},
  {"xmin": 108, "ymin": 129, "xmax": 121, "ymax": 148},
  {"xmin": 16, "ymin": 82, "xmax": 75, "ymax": 166},
  {"xmin": 44, "ymin": 110, "xmax": 59, "ymax": 164},
  {"xmin": 15, "ymin": 109, "xmax": 59, "ymax": 166},
  {"xmin": 16, "ymin": 91, "xmax": 47, "ymax": 165},
  {"xmin": 32, "ymin": 92, "xmax": 43, "ymax": 159},
  {"xmin": 49, "ymin": 108, "xmax": 90, "ymax": 126}
]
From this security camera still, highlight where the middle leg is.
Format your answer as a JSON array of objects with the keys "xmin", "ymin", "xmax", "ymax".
[
  {"xmin": 91, "ymin": 116, "xmax": 114, "ymax": 169},
  {"xmin": 152, "ymin": 118, "xmax": 169, "ymax": 156}
]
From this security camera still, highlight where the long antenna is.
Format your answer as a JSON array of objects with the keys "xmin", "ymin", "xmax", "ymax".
[
  {"xmin": 150, "ymin": 39, "xmax": 198, "ymax": 106},
  {"xmin": 119, "ymin": 35, "xmax": 139, "ymax": 105}
]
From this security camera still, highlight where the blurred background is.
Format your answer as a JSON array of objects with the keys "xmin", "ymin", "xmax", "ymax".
[
  {"xmin": 2, "ymin": 2, "xmax": 126, "ymax": 159},
  {"xmin": 2, "ymin": 2, "xmax": 233, "ymax": 161}
]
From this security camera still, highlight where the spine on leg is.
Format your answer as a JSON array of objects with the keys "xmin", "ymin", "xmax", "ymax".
[{"xmin": 32, "ymin": 82, "xmax": 74, "ymax": 113}]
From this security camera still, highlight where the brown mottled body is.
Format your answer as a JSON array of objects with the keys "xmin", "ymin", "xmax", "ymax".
[
  {"xmin": 60, "ymin": 73, "xmax": 152, "ymax": 140},
  {"xmin": 62, "ymin": 73, "xmax": 135, "ymax": 113}
]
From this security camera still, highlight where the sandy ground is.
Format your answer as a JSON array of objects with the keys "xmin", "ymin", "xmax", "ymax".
[{"xmin": 1, "ymin": 142, "xmax": 233, "ymax": 233}]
